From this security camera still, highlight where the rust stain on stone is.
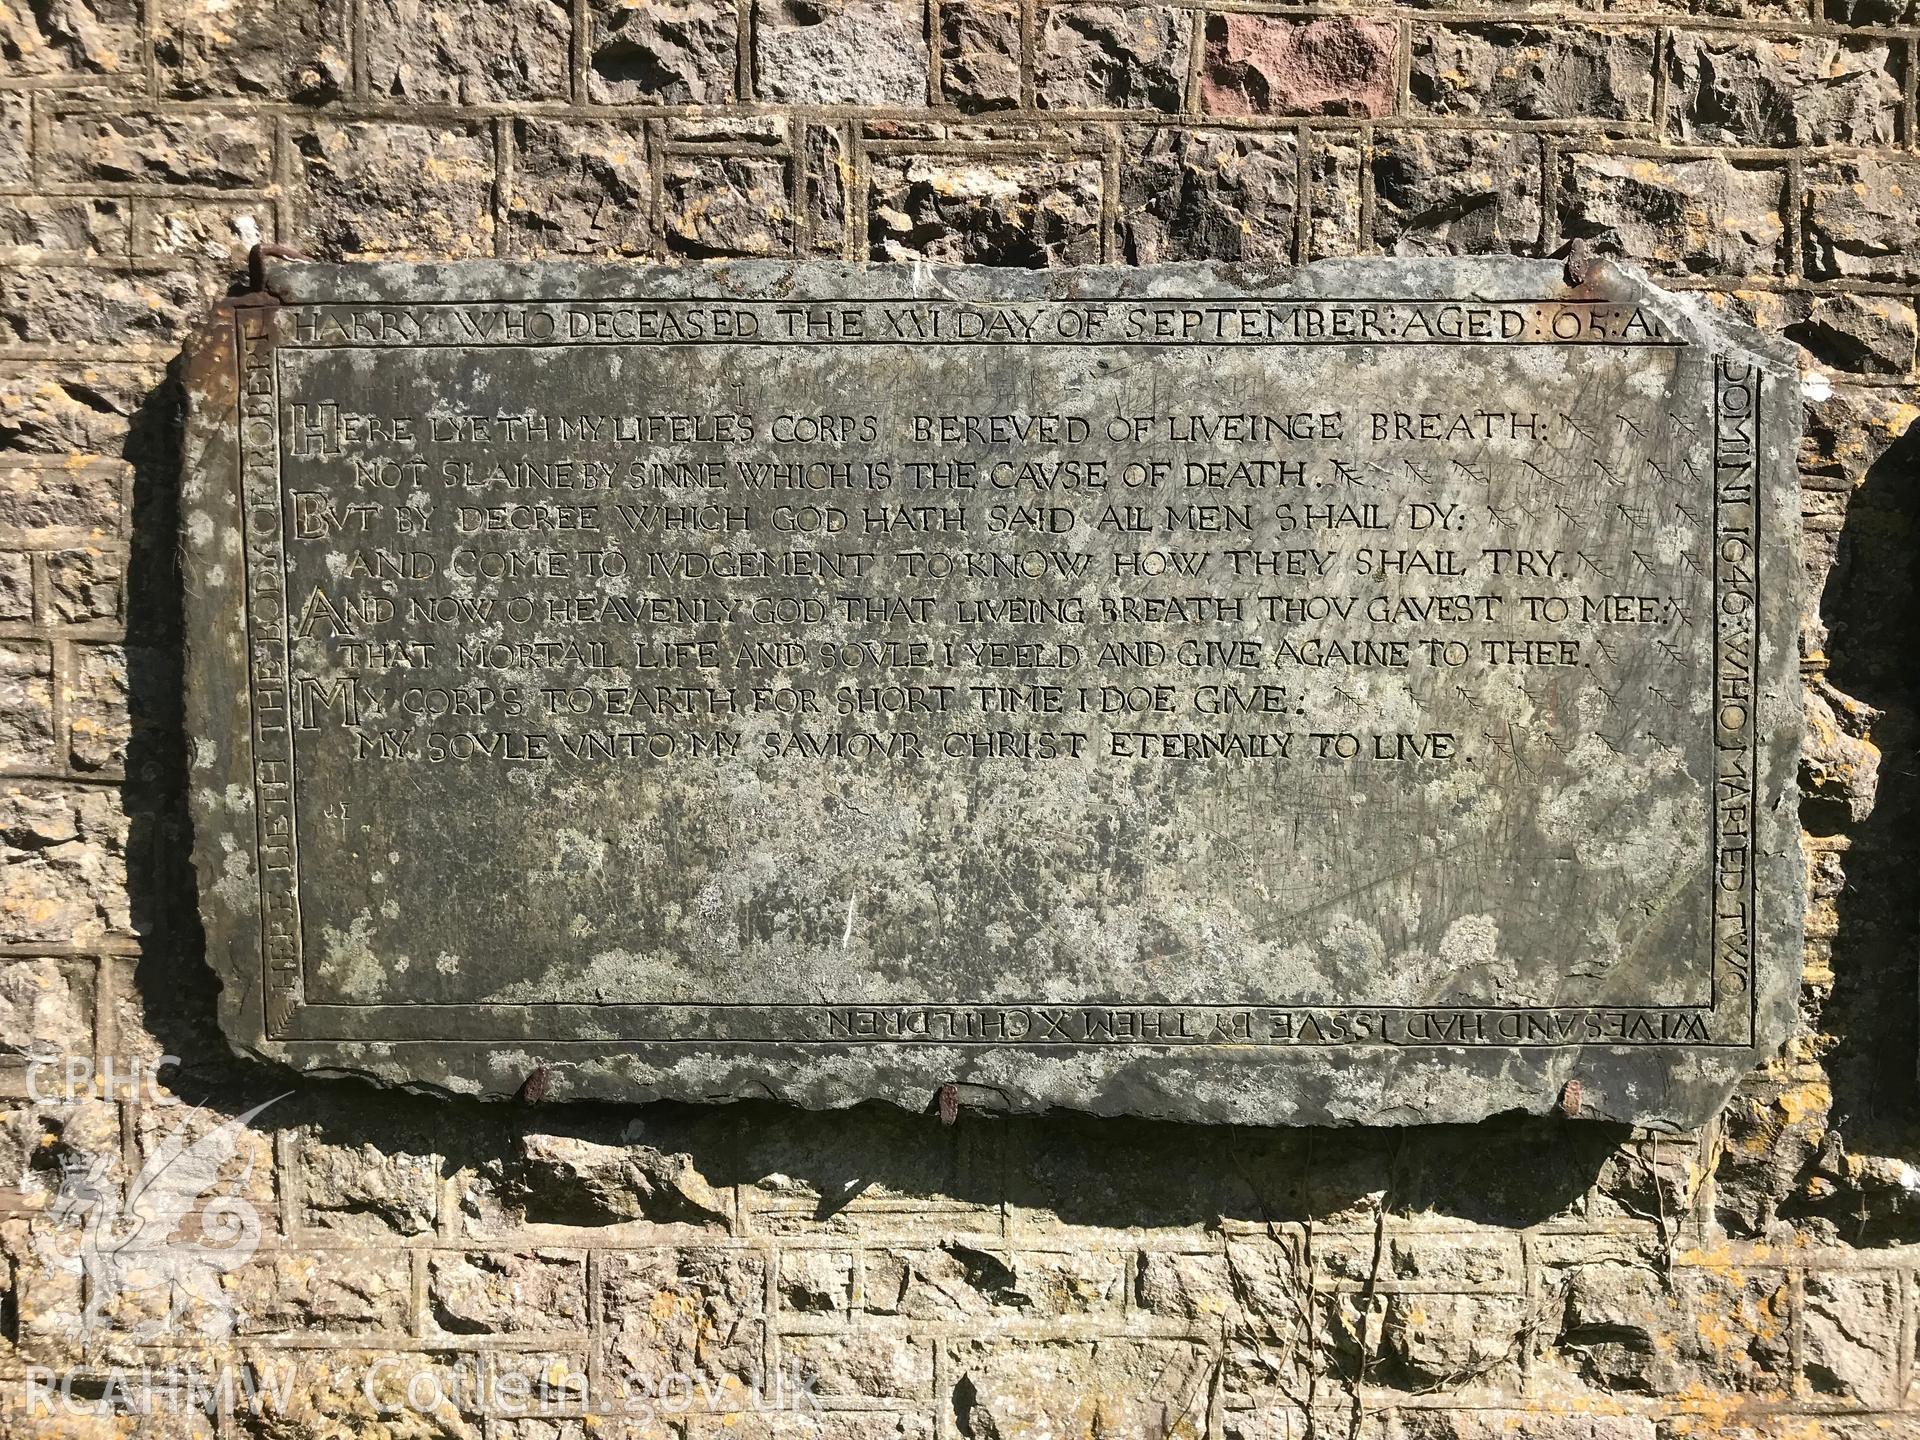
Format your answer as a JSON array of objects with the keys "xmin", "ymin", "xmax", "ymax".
[{"xmin": 1200, "ymin": 15, "xmax": 1399, "ymax": 119}]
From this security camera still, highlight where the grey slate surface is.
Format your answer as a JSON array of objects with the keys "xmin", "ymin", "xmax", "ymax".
[{"xmin": 180, "ymin": 257, "xmax": 1803, "ymax": 1126}]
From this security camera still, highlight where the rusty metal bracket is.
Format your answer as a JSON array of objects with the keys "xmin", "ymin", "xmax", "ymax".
[
  {"xmin": 247, "ymin": 242, "xmax": 311, "ymax": 299},
  {"xmin": 1558, "ymin": 237, "xmax": 1599, "ymax": 288}
]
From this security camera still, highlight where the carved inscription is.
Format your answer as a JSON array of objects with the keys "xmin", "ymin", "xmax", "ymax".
[{"xmin": 184, "ymin": 261, "xmax": 1802, "ymax": 1122}]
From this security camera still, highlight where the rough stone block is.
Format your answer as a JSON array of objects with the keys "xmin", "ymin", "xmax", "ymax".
[
  {"xmin": 71, "ymin": 648, "xmax": 137, "ymax": 771},
  {"xmin": 1248, "ymin": 1348, "xmax": 1331, "ymax": 1421},
  {"xmin": 1561, "ymin": 153, "xmax": 1785, "ymax": 276},
  {"xmin": 1710, "ymin": 1065, "xmax": 1838, "ymax": 1235},
  {"xmin": 1668, "ymin": 34, "xmax": 1900, "ymax": 146},
  {"xmin": 1588, "ymin": 1134, "xmax": 1703, "ymax": 1224},
  {"xmin": 1221, "ymin": 1407, "xmax": 1296, "ymax": 1440},
  {"xmin": 777, "ymin": 1248, "xmax": 852, "ymax": 1312},
  {"xmin": 0, "ymin": 198, "xmax": 130, "ymax": 257},
  {"xmin": 62, "ymin": 642, "xmax": 128, "ymax": 772},
  {"xmin": 1559, "ymin": 1259, "xmax": 1794, "ymax": 1396},
  {"xmin": 1135, "ymin": 1249, "xmax": 1236, "ymax": 1321},
  {"xmin": 1378, "ymin": 1292, "xmax": 1530, "ymax": 1387},
  {"xmin": 1665, "ymin": 1268, "xmax": 1791, "ymax": 1393},
  {"xmin": 0, "ymin": 462, "xmax": 125, "ymax": 540},
  {"xmin": 506, "ymin": 1423, "xmax": 608, "ymax": 1440},
  {"xmin": 1801, "ymin": 517, "xmax": 1846, "ymax": 658},
  {"xmin": 869, "ymin": 154, "xmax": 1102, "ymax": 264},
  {"xmin": 155, "ymin": 0, "xmax": 350, "ymax": 100},
  {"xmin": 668, "ymin": 114, "xmax": 788, "ymax": 144},
  {"xmin": 601, "ymin": 1249, "xmax": 766, "ymax": 1398},
  {"xmin": 140, "ymin": 200, "xmax": 271, "ymax": 262},
  {"xmin": 940, "ymin": 0, "xmax": 1021, "ymax": 111},
  {"xmin": 783, "ymin": 1331, "xmax": 935, "ymax": 1399},
  {"xmin": 1215, "ymin": 1244, "xmax": 1305, "ymax": 1348},
  {"xmin": 1315, "ymin": 1231, "xmax": 1519, "ymax": 1293},
  {"xmin": 1119, "ymin": 128, "xmax": 1296, "ymax": 264},
  {"xmin": 1802, "ymin": 386, "xmax": 1920, "ymax": 493},
  {"xmin": 0, "ymin": 0, "xmax": 139, "ymax": 78},
  {"xmin": 0, "ymin": 782, "xmax": 131, "ymax": 945},
  {"xmin": 1036, "ymin": 5, "xmax": 1191, "ymax": 112},
  {"xmin": 1555, "ymin": 1259, "xmax": 1672, "ymax": 1390},
  {"xmin": 588, "ymin": 0, "xmax": 737, "ymax": 104},
  {"xmin": 12, "ymin": 1246, "xmax": 89, "ymax": 1350},
  {"xmin": 1373, "ymin": 131, "xmax": 1542, "ymax": 255},
  {"xmin": 1787, "ymin": 294, "xmax": 1917, "ymax": 378},
  {"xmin": 0, "ymin": 642, "xmax": 54, "ymax": 770},
  {"xmin": 495, "ymin": 1125, "xmax": 733, "ymax": 1230},
  {"xmin": 1801, "ymin": 1270, "xmax": 1901, "ymax": 1403},
  {"xmin": 1, "ymin": 269, "xmax": 207, "ymax": 352},
  {"xmin": 0, "ymin": 94, "xmax": 28, "ymax": 185},
  {"xmin": 949, "ymin": 1339, "xmax": 1212, "ymax": 1438},
  {"xmin": 16, "ymin": 1090, "xmax": 124, "ymax": 1182},
  {"xmin": 1202, "ymin": 16, "xmax": 1397, "ymax": 118},
  {"xmin": 297, "ymin": 1133, "xmax": 442, "ymax": 1237},
  {"xmin": 1804, "ymin": 159, "xmax": 1920, "ymax": 282},
  {"xmin": 250, "ymin": 1352, "xmax": 469, "ymax": 1433},
  {"xmin": 686, "ymin": 1415, "xmax": 932, "ymax": 1440},
  {"xmin": 128, "ymin": 1090, "xmax": 278, "ymax": 1212},
  {"xmin": 0, "ymin": 368, "xmax": 150, "ymax": 456},
  {"xmin": 366, "ymin": 0, "xmax": 571, "ymax": 101},
  {"xmin": 44, "ymin": 111, "xmax": 273, "ymax": 188},
  {"xmin": 753, "ymin": 0, "xmax": 928, "ymax": 105},
  {"xmin": 509, "ymin": 120, "xmax": 652, "ymax": 257},
  {"xmin": 1411, "ymin": 24, "xmax": 1656, "ymax": 121},
  {"xmin": 1007, "ymin": 1249, "xmax": 1127, "ymax": 1315},
  {"xmin": 0, "ymin": 957, "xmax": 91, "ymax": 1056},
  {"xmin": 0, "ymin": 1108, "xmax": 45, "ymax": 1194},
  {"xmin": 429, "ymin": 1251, "xmax": 586, "ymax": 1334},
  {"xmin": 1387, "ymin": 1233, "xmax": 1521, "ymax": 1289},
  {"xmin": 663, "ymin": 155, "xmax": 791, "ymax": 256},
  {"xmin": 1802, "ymin": 681, "xmax": 1881, "ymax": 824},
  {"xmin": 1308, "ymin": 137, "xmax": 1362, "ymax": 258},
  {"xmin": 293, "ymin": 122, "xmax": 496, "ymax": 259},
  {"xmin": 1368, "ymin": 1414, "xmax": 1654, "ymax": 1440},
  {"xmin": 867, "ymin": 1251, "xmax": 1021, "ymax": 1320},
  {"xmin": 0, "ymin": 552, "xmax": 30, "ymax": 620},
  {"xmin": 802, "ymin": 124, "xmax": 848, "ymax": 253},
  {"xmin": 863, "ymin": 1245, "xmax": 1119, "ymax": 1318},
  {"xmin": 489, "ymin": 1352, "xmax": 590, "ymax": 1417}
]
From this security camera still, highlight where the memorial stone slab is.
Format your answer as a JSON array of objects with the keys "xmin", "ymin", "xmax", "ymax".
[{"xmin": 181, "ymin": 258, "xmax": 1802, "ymax": 1126}]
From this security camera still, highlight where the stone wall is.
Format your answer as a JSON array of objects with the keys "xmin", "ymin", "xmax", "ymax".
[{"xmin": 1, "ymin": 1, "xmax": 1917, "ymax": 1436}]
